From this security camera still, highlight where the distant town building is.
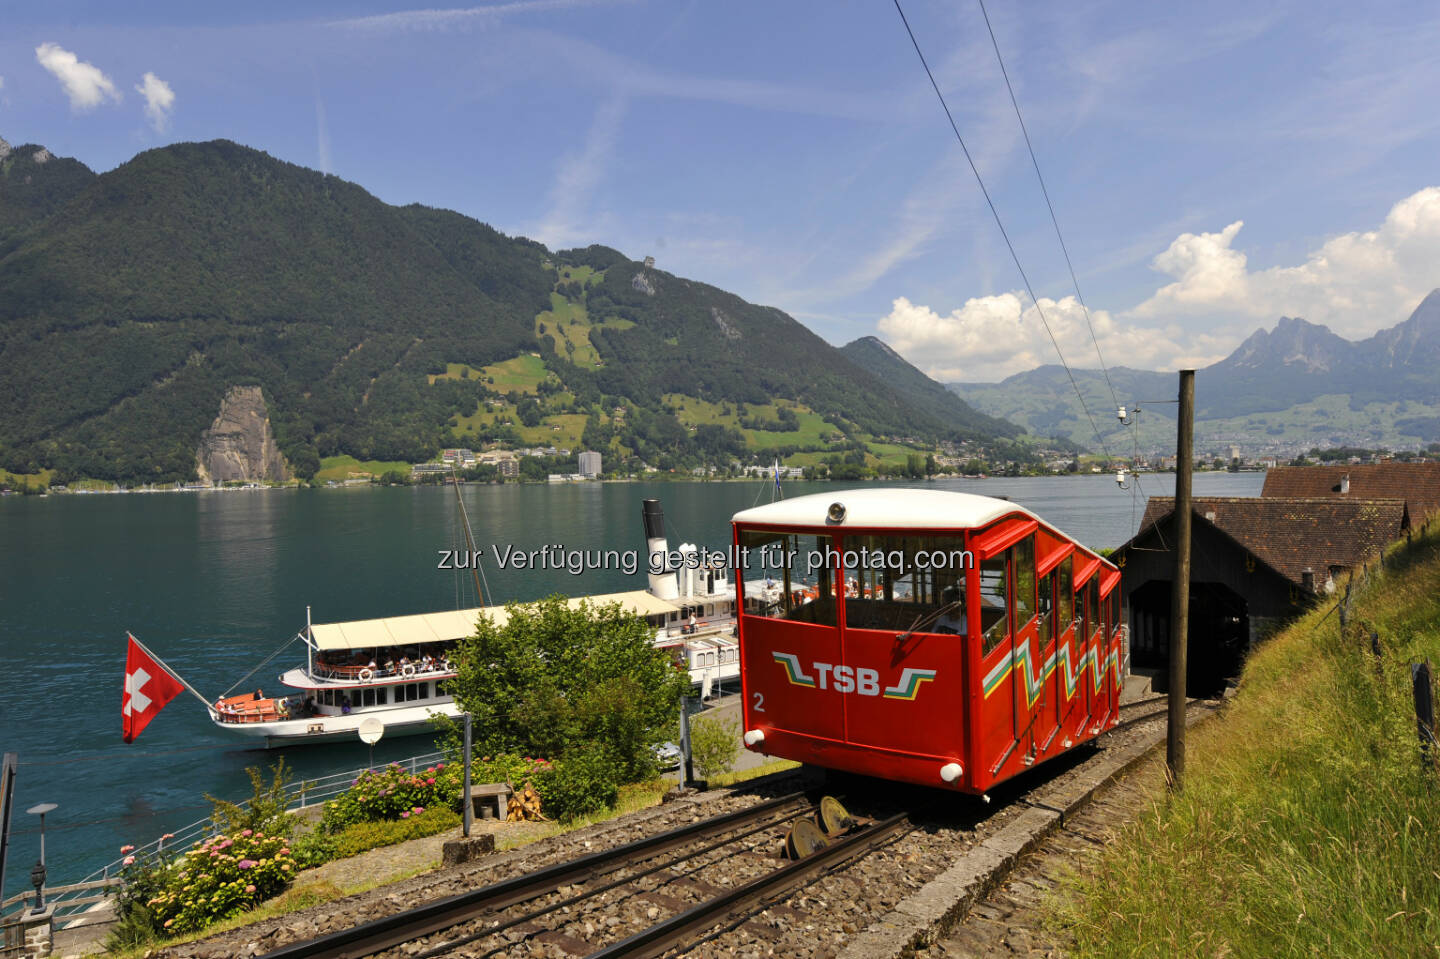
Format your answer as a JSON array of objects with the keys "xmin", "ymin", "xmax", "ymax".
[{"xmin": 578, "ymin": 451, "xmax": 602, "ymax": 477}]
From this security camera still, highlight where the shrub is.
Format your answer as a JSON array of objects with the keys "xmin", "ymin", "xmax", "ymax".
[
  {"xmin": 320, "ymin": 762, "xmax": 461, "ymax": 833},
  {"xmin": 447, "ymin": 597, "xmax": 687, "ymax": 784},
  {"xmin": 147, "ymin": 829, "xmax": 295, "ymax": 934},
  {"xmin": 688, "ymin": 715, "xmax": 740, "ymax": 780},
  {"xmin": 541, "ymin": 750, "xmax": 620, "ymax": 822},
  {"xmin": 107, "ymin": 848, "xmax": 170, "ymax": 951},
  {"xmin": 329, "ymin": 807, "xmax": 460, "ymax": 858},
  {"xmin": 206, "ymin": 758, "xmax": 303, "ymax": 839}
]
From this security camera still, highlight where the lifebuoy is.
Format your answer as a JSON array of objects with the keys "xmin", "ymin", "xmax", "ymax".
[
  {"xmin": 401, "ymin": 663, "xmax": 417, "ymax": 678},
  {"xmin": 358, "ymin": 667, "xmax": 374, "ymax": 682}
]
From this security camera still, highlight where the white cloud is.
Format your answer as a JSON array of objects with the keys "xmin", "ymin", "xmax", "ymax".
[
  {"xmin": 134, "ymin": 72, "xmax": 175, "ymax": 132},
  {"xmin": 532, "ymin": 93, "xmax": 626, "ymax": 249},
  {"xmin": 34, "ymin": 43, "xmax": 121, "ymax": 111},
  {"xmin": 878, "ymin": 293, "xmax": 1231, "ymax": 382},
  {"xmin": 879, "ymin": 186, "xmax": 1440, "ymax": 382},
  {"xmin": 1130, "ymin": 187, "xmax": 1440, "ymax": 336},
  {"xmin": 333, "ymin": 0, "xmax": 633, "ymax": 32}
]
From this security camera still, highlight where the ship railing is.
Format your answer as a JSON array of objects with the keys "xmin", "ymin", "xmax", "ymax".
[
  {"xmin": 312, "ymin": 661, "xmax": 455, "ymax": 681},
  {"xmin": 26, "ymin": 749, "xmax": 448, "ymax": 923}
]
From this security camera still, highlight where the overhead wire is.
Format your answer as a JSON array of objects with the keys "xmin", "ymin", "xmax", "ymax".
[
  {"xmin": 970, "ymin": 0, "xmax": 1162, "ymax": 532},
  {"xmin": 889, "ymin": 0, "xmax": 1115, "ymax": 469}
]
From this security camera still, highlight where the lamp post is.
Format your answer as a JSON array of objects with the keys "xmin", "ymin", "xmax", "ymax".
[{"xmin": 26, "ymin": 802, "xmax": 56, "ymax": 914}]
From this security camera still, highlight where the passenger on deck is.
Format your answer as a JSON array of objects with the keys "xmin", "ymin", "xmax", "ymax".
[{"xmin": 341, "ymin": 696, "xmax": 352, "ymax": 715}]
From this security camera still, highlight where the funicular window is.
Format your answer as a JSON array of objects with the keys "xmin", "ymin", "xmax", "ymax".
[
  {"xmin": 1014, "ymin": 535, "xmax": 1036, "ymax": 630},
  {"xmin": 739, "ymin": 530, "xmax": 838, "ymax": 626},
  {"xmin": 1057, "ymin": 556, "xmax": 1073, "ymax": 634},
  {"xmin": 1083, "ymin": 578, "xmax": 1098, "ymax": 637},
  {"xmin": 840, "ymin": 534, "xmax": 970, "ymax": 634},
  {"xmin": 1038, "ymin": 570, "xmax": 1055, "ymax": 646},
  {"xmin": 980, "ymin": 555, "xmax": 1008, "ymax": 655}
]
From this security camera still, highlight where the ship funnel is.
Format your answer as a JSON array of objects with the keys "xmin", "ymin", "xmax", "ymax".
[{"xmin": 642, "ymin": 499, "xmax": 680, "ymax": 600}]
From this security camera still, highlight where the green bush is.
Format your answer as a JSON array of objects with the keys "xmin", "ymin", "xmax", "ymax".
[
  {"xmin": 148, "ymin": 829, "xmax": 295, "ymax": 934},
  {"xmin": 329, "ymin": 807, "xmax": 460, "ymax": 858},
  {"xmin": 447, "ymin": 597, "xmax": 688, "ymax": 785},
  {"xmin": 688, "ymin": 715, "xmax": 740, "ymax": 780},
  {"xmin": 288, "ymin": 829, "xmax": 340, "ymax": 870},
  {"xmin": 319, "ymin": 762, "xmax": 460, "ymax": 833},
  {"xmin": 206, "ymin": 759, "xmax": 303, "ymax": 839},
  {"xmin": 542, "ymin": 750, "xmax": 620, "ymax": 822}
]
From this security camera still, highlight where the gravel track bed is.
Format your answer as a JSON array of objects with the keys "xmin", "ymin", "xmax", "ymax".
[
  {"xmin": 671, "ymin": 710, "xmax": 1175, "ymax": 959},
  {"xmin": 160, "ymin": 775, "xmax": 805, "ymax": 959},
  {"xmin": 915, "ymin": 753, "xmax": 1166, "ymax": 957},
  {"xmin": 164, "ymin": 712, "xmax": 1175, "ymax": 959}
]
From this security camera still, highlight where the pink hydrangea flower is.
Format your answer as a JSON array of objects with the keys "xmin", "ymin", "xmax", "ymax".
[
  {"xmin": 238, "ymin": 859, "xmax": 256, "ymax": 870},
  {"xmin": 245, "ymin": 884, "xmax": 257, "ymax": 894},
  {"xmin": 123, "ymin": 856, "xmax": 135, "ymax": 866},
  {"xmin": 120, "ymin": 844, "xmax": 135, "ymax": 854},
  {"xmin": 400, "ymin": 811, "xmax": 410, "ymax": 819}
]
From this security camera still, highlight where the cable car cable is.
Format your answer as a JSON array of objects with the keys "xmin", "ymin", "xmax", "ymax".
[{"xmin": 890, "ymin": 0, "xmax": 1114, "ymax": 466}]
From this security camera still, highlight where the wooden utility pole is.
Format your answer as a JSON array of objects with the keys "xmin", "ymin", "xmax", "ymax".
[{"xmin": 1168, "ymin": 369, "xmax": 1195, "ymax": 788}]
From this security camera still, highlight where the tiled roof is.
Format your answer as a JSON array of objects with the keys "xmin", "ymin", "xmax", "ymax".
[
  {"xmin": 1261, "ymin": 463, "xmax": 1440, "ymax": 521},
  {"xmin": 1136, "ymin": 496, "xmax": 1407, "ymax": 589}
]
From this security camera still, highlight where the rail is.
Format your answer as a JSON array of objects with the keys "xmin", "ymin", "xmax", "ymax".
[{"xmin": 255, "ymin": 792, "xmax": 813, "ymax": 959}]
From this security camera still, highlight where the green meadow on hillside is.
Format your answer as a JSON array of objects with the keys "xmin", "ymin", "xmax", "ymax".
[{"xmin": 1060, "ymin": 526, "xmax": 1440, "ymax": 956}]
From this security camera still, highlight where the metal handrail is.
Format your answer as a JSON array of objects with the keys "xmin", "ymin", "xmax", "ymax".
[{"xmin": 22, "ymin": 749, "xmax": 447, "ymax": 921}]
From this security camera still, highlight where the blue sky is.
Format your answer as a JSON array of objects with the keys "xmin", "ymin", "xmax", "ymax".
[{"xmin": 3, "ymin": 0, "xmax": 1440, "ymax": 381}]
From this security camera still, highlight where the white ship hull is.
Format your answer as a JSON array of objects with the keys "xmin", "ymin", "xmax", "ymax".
[{"xmin": 211, "ymin": 700, "xmax": 462, "ymax": 747}]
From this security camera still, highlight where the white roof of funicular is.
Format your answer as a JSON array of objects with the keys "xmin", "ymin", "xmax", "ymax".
[
  {"xmin": 731, "ymin": 488, "xmax": 1039, "ymax": 531},
  {"xmin": 309, "ymin": 590, "xmax": 681, "ymax": 651}
]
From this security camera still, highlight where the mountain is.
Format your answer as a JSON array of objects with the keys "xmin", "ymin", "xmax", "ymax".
[
  {"xmin": 0, "ymin": 137, "xmax": 96, "ymax": 244},
  {"xmin": 0, "ymin": 138, "xmax": 1019, "ymax": 483},
  {"xmin": 838, "ymin": 336, "xmax": 1021, "ymax": 439},
  {"xmin": 949, "ymin": 291, "xmax": 1440, "ymax": 453}
]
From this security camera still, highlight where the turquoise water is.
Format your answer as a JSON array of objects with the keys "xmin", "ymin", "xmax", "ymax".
[{"xmin": 0, "ymin": 472, "xmax": 1261, "ymax": 894}]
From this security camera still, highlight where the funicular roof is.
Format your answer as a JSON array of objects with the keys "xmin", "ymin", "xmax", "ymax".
[{"xmin": 732, "ymin": 488, "xmax": 1040, "ymax": 530}]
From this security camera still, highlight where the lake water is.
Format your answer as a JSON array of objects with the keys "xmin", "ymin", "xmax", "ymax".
[{"xmin": 0, "ymin": 472, "xmax": 1262, "ymax": 895}]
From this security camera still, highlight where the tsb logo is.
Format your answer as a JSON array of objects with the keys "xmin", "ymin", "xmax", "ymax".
[{"xmin": 773, "ymin": 652, "xmax": 937, "ymax": 701}]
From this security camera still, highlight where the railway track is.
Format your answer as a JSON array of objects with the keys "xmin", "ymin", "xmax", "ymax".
[
  {"xmin": 251, "ymin": 699, "xmax": 1185, "ymax": 959},
  {"xmin": 256, "ymin": 791, "xmax": 908, "ymax": 959}
]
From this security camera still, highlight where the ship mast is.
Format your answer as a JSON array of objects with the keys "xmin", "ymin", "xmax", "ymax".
[{"xmin": 451, "ymin": 467, "xmax": 485, "ymax": 607}]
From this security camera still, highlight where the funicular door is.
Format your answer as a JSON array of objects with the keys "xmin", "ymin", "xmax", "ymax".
[
  {"xmin": 973, "ymin": 522, "xmax": 1040, "ymax": 782},
  {"xmin": 1078, "ymin": 572, "xmax": 1099, "ymax": 734},
  {"xmin": 1051, "ymin": 554, "xmax": 1078, "ymax": 747},
  {"xmin": 839, "ymin": 533, "xmax": 970, "ymax": 763},
  {"xmin": 1033, "ymin": 545, "xmax": 1068, "ymax": 758},
  {"xmin": 737, "ymin": 529, "xmax": 847, "ymax": 747}
]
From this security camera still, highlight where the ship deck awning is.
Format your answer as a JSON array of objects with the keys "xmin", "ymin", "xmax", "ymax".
[{"xmin": 309, "ymin": 590, "xmax": 682, "ymax": 651}]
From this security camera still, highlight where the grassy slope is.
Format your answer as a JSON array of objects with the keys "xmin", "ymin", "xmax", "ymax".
[
  {"xmin": 315, "ymin": 456, "xmax": 413, "ymax": 481},
  {"xmin": 1062, "ymin": 527, "xmax": 1440, "ymax": 956}
]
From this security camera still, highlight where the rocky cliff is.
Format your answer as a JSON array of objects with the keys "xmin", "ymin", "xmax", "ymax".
[{"xmin": 195, "ymin": 386, "xmax": 291, "ymax": 484}]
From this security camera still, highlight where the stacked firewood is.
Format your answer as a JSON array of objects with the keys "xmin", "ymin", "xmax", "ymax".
[{"xmin": 506, "ymin": 781, "xmax": 548, "ymax": 822}]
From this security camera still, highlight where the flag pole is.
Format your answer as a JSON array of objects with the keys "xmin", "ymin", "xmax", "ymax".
[{"xmin": 127, "ymin": 631, "xmax": 214, "ymax": 710}]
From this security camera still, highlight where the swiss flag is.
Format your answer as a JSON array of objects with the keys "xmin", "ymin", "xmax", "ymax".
[{"xmin": 122, "ymin": 633, "xmax": 185, "ymax": 743}]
